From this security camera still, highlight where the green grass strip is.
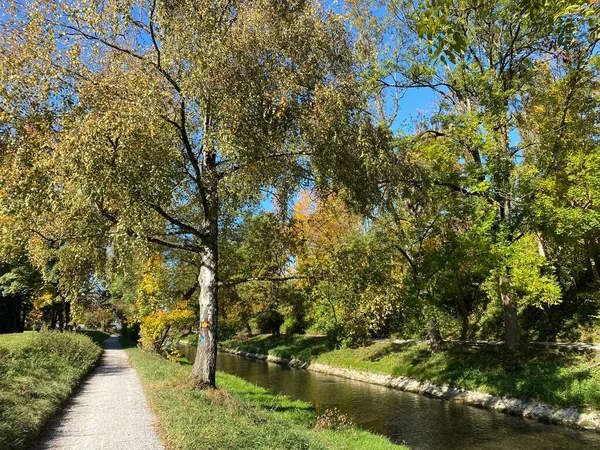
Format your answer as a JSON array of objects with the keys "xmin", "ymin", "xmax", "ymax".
[
  {"xmin": 76, "ymin": 329, "xmax": 111, "ymax": 345},
  {"xmin": 123, "ymin": 340, "xmax": 405, "ymax": 450},
  {"xmin": 0, "ymin": 332, "xmax": 102, "ymax": 450}
]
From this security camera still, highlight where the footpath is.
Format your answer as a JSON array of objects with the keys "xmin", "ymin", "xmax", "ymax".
[{"xmin": 37, "ymin": 336, "xmax": 163, "ymax": 450}]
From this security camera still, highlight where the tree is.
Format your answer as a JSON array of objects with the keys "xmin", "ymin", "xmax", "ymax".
[
  {"xmin": 0, "ymin": 257, "xmax": 42, "ymax": 333},
  {"xmin": 0, "ymin": 0, "xmax": 374, "ymax": 386},
  {"xmin": 415, "ymin": 0, "xmax": 599, "ymax": 63},
  {"xmin": 218, "ymin": 210, "xmax": 301, "ymax": 337},
  {"xmin": 134, "ymin": 253, "xmax": 195, "ymax": 352},
  {"xmin": 291, "ymin": 192, "xmax": 402, "ymax": 343},
  {"xmin": 519, "ymin": 59, "xmax": 600, "ymax": 288},
  {"xmin": 346, "ymin": 0, "xmax": 598, "ymax": 348}
]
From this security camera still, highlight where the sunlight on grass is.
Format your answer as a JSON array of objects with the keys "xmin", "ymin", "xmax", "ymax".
[{"xmin": 124, "ymin": 339, "xmax": 405, "ymax": 450}]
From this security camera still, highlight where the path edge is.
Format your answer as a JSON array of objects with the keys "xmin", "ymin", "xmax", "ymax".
[{"xmin": 31, "ymin": 335, "xmax": 107, "ymax": 450}]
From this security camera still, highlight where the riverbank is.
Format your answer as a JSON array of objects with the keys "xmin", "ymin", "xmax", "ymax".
[
  {"xmin": 122, "ymin": 339, "xmax": 406, "ymax": 449},
  {"xmin": 219, "ymin": 334, "xmax": 600, "ymax": 431},
  {"xmin": 0, "ymin": 332, "xmax": 102, "ymax": 449}
]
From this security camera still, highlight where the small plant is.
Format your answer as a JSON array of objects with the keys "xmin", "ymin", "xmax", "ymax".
[
  {"xmin": 313, "ymin": 407, "xmax": 354, "ymax": 431},
  {"xmin": 165, "ymin": 348, "xmax": 183, "ymax": 363}
]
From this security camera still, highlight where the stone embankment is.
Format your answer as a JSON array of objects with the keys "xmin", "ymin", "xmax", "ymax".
[{"xmin": 218, "ymin": 345, "xmax": 600, "ymax": 432}]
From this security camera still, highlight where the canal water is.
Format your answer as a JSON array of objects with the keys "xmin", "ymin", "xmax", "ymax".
[{"xmin": 216, "ymin": 351, "xmax": 600, "ymax": 450}]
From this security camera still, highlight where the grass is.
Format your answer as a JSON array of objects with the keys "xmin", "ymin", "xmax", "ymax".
[
  {"xmin": 221, "ymin": 334, "xmax": 600, "ymax": 412},
  {"xmin": 221, "ymin": 334, "xmax": 333, "ymax": 361},
  {"xmin": 76, "ymin": 329, "xmax": 111, "ymax": 346},
  {"xmin": 122, "ymin": 338, "xmax": 405, "ymax": 450},
  {"xmin": 0, "ymin": 332, "xmax": 102, "ymax": 450}
]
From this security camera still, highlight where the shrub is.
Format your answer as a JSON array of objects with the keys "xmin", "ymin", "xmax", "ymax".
[
  {"xmin": 256, "ymin": 309, "xmax": 285, "ymax": 336},
  {"xmin": 139, "ymin": 303, "xmax": 194, "ymax": 352},
  {"xmin": 323, "ymin": 323, "xmax": 345, "ymax": 346},
  {"xmin": 121, "ymin": 321, "xmax": 141, "ymax": 342},
  {"xmin": 313, "ymin": 408, "xmax": 355, "ymax": 431},
  {"xmin": 0, "ymin": 332, "xmax": 101, "ymax": 449},
  {"xmin": 283, "ymin": 316, "xmax": 307, "ymax": 335},
  {"xmin": 38, "ymin": 331, "xmax": 101, "ymax": 367}
]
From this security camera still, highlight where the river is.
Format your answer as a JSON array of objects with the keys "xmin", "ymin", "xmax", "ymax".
[{"xmin": 216, "ymin": 351, "xmax": 600, "ymax": 450}]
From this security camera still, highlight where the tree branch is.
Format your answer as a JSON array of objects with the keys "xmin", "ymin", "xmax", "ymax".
[
  {"xmin": 218, "ymin": 276, "xmax": 307, "ymax": 287},
  {"xmin": 148, "ymin": 0, "xmax": 161, "ymax": 69},
  {"xmin": 218, "ymin": 151, "xmax": 313, "ymax": 179},
  {"xmin": 432, "ymin": 180, "xmax": 492, "ymax": 202},
  {"xmin": 146, "ymin": 201, "xmax": 207, "ymax": 241},
  {"xmin": 416, "ymin": 129, "xmax": 446, "ymax": 139},
  {"xmin": 95, "ymin": 200, "xmax": 202, "ymax": 253},
  {"xmin": 55, "ymin": 21, "xmax": 182, "ymax": 93}
]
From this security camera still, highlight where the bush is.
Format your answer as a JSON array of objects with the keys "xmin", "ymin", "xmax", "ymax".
[
  {"xmin": 38, "ymin": 331, "xmax": 101, "ymax": 366},
  {"xmin": 139, "ymin": 303, "xmax": 195, "ymax": 353},
  {"xmin": 325, "ymin": 323, "xmax": 345, "ymax": 346},
  {"xmin": 0, "ymin": 332, "xmax": 102, "ymax": 449},
  {"xmin": 121, "ymin": 321, "xmax": 141, "ymax": 342},
  {"xmin": 283, "ymin": 316, "xmax": 307, "ymax": 335},
  {"xmin": 256, "ymin": 309, "xmax": 285, "ymax": 336}
]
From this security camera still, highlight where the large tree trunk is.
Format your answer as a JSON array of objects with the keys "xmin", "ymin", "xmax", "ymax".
[
  {"xmin": 191, "ymin": 132, "xmax": 219, "ymax": 388},
  {"xmin": 458, "ymin": 304, "xmax": 469, "ymax": 341},
  {"xmin": 58, "ymin": 302, "xmax": 64, "ymax": 332},
  {"xmin": 191, "ymin": 240, "xmax": 219, "ymax": 387},
  {"xmin": 499, "ymin": 274, "xmax": 519, "ymax": 349},
  {"xmin": 50, "ymin": 307, "xmax": 57, "ymax": 329},
  {"xmin": 427, "ymin": 318, "xmax": 444, "ymax": 352},
  {"xmin": 536, "ymin": 232, "xmax": 547, "ymax": 258},
  {"xmin": 243, "ymin": 312, "xmax": 252, "ymax": 335},
  {"xmin": 64, "ymin": 301, "xmax": 71, "ymax": 330},
  {"xmin": 497, "ymin": 118, "xmax": 519, "ymax": 350},
  {"xmin": 13, "ymin": 296, "xmax": 22, "ymax": 332},
  {"xmin": 586, "ymin": 236, "xmax": 599, "ymax": 282},
  {"xmin": 453, "ymin": 271, "xmax": 469, "ymax": 340},
  {"xmin": 19, "ymin": 297, "xmax": 28, "ymax": 332}
]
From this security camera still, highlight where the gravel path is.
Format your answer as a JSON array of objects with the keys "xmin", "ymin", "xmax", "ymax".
[{"xmin": 37, "ymin": 336, "xmax": 163, "ymax": 450}]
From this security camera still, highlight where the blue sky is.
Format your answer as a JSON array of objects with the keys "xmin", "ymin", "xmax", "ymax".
[{"xmin": 392, "ymin": 88, "xmax": 438, "ymax": 132}]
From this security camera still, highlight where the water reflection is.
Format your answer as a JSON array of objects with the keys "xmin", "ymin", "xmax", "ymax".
[{"xmin": 217, "ymin": 351, "xmax": 600, "ymax": 450}]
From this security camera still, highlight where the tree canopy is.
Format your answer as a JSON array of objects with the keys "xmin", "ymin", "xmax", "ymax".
[
  {"xmin": 0, "ymin": 0, "xmax": 378, "ymax": 386},
  {"xmin": 1, "ymin": 0, "xmax": 599, "ymax": 385}
]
